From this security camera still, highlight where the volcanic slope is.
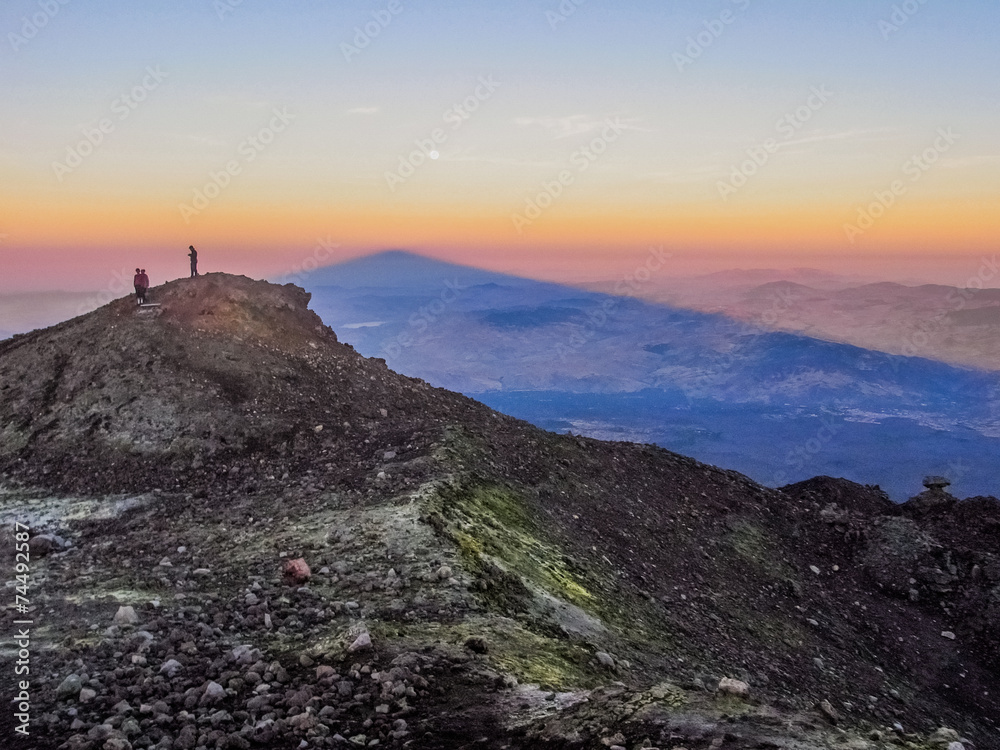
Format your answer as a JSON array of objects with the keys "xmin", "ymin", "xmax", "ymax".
[{"xmin": 0, "ymin": 273, "xmax": 998, "ymax": 750}]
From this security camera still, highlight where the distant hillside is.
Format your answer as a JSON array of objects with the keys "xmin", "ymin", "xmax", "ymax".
[{"xmin": 588, "ymin": 270, "xmax": 1000, "ymax": 372}]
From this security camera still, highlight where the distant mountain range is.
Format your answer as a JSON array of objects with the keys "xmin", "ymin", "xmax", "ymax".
[
  {"xmin": 584, "ymin": 267, "xmax": 1000, "ymax": 371},
  {"xmin": 297, "ymin": 251, "xmax": 1000, "ymax": 500}
]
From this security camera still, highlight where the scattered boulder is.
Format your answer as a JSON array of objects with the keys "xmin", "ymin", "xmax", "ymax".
[
  {"xmin": 113, "ymin": 606, "xmax": 139, "ymax": 626},
  {"xmin": 282, "ymin": 558, "xmax": 311, "ymax": 585},
  {"xmin": 929, "ymin": 729, "xmax": 961, "ymax": 748},
  {"xmin": 29, "ymin": 533, "xmax": 69, "ymax": 556},
  {"xmin": 56, "ymin": 674, "xmax": 83, "ymax": 699},
  {"xmin": 159, "ymin": 659, "xmax": 183, "ymax": 677},
  {"xmin": 462, "ymin": 636, "xmax": 488, "ymax": 654},
  {"xmin": 348, "ymin": 632, "xmax": 372, "ymax": 653},
  {"xmin": 818, "ymin": 699, "xmax": 839, "ymax": 724},
  {"xmin": 200, "ymin": 680, "xmax": 226, "ymax": 706},
  {"xmin": 717, "ymin": 677, "xmax": 750, "ymax": 698}
]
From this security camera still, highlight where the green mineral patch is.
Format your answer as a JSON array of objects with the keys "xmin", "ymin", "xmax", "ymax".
[
  {"xmin": 647, "ymin": 681, "xmax": 688, "ymax": 708},
  {"xmin": 427, "ymin": 482, "xmax": 594, "ymax": 611},
  {"xmin": 384, "ymin": 617, "xmax": 601, "ymax": 692}
]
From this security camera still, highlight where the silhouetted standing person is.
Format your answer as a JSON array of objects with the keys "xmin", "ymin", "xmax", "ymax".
[
  {"xmin": 188, "ymin": 245, "xmax": 199, "ymax": 277},
  {"xmin": 133, "ymin": 268, "xmax": 144, "ymax": 305},
  {"xmin": 139, "ymin": 269, "xmax": 150, "ymax": 303}
]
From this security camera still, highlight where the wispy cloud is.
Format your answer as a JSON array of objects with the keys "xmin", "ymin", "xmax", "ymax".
[
  {"xmin": 153, "ymin": 131, "xmax": 230, "ymax": 147},
  {"xmin": 443, "ymin": 149, "xmax": 559, "ymax": 168},
  {"xmin": 779, "ymin": 128, "xmax": 892, "ymax": 150},
  {"xmin": 644, "ymin": 165, "xmax": 722, "ymax": 183},
  {"xmin": 939, "ymin": 155, "xmax": 1000, "ymax": 169},
  {"xmin": 347, "ymin": 106, "xmax": 380, "ymax": 115},
  {"xmin": 514, "ymin": 114, "xmax": 650, "ymax": 139}
]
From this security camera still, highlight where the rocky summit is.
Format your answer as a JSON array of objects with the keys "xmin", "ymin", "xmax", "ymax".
[{"xmin": 0, "ymin": 273, "xmax": 998, "ymax": 750}]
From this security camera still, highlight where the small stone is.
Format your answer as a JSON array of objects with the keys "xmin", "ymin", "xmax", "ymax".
[
  {"xmin": 79, "ymin": 688, "xmax": 97, "ymax": 703},
  {"xmin": 818, "ymin": 699, "xmax": 839, "ymax": 724},
  {"xmin": 299, "ymin": 654, "xmax": 315, "ymax": 667},
  {"xmin": 29, "ymin": 533, "xmax": 68, "ymax": 556},
  {"xmin": 809, "ymin": 565, "xmax": 821, "ymax": 575},
  {"xmin": 113, "ymin": 606, "xmax": 139, "ymax": 626},
  {"xmin": 56, "ymin": 674, "xmax": 83, "ymax": 699},
  {"xmin": 436, "ymin": 565, "xmax": 452, "ymax": 580},
  {"xmin": 717, "ymin": 677, "xmax": 750, "ymax": 698},
  {"xmin": 200, "ymin": 681, "xmax": 226, "ymax": 706},
  {"xmin": 383, "ymin": 451, "xmax": 397, "ymax": 460},
  {"xmin": 928, "ymin": 729, "xmax": 961, "ymax": 748},
  {"xmin": 87, "ymin": 724, "xmax": 114, "ymax": 741},
  {"xmin": 464, "ymin": 636, "xmax": 489, "ymax": 654},
  {"xmin": 159, "ymin": 659, "xmax": 183, "ymax": 677},
  {"xmin": 282, "ymin": 558, "xmax": 311, "ymax": 585},
  {"xmin": 941, "ymin": 631, "xmax": 956, "ymax": 640},
  {"xmin": 348, "ymin": 632, "xmax": 372, "ymax": 653},
  {"xmin": 595, "ymin": 652, "xmax": 616, "ymax": 669}
]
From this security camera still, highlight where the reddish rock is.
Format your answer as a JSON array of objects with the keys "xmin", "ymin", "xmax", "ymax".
[{"xmin": 282, "ymin": 558, "xmax": 311, "ymax": 585}]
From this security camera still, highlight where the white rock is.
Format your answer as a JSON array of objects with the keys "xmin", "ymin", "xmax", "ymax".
[
  {"xmin": 202, "ymin": 681, "xmax": 226, "ymax": 704},
  {"xmin": 348, "ymin": 632, "xmax": 372, "ymax": 653},
  {"xmin": 941, "ymin": 631, "xmax": 957, "ymax": 640},
  {"xmin": 113, "ymin": 606, "xmax": 139, "ymax": 626},
  {"xmin": 718, "ymin": 677, "xmax": 750, "ymax": 698},
  {"xmin": 809, "ymin": 565, "xmax": 821, "ymax": 575}
]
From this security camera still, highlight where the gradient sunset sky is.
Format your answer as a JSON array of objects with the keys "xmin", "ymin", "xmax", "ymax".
[{"xmin": 1, "ymin": 0, "xmax": 998, "ymax": 292}]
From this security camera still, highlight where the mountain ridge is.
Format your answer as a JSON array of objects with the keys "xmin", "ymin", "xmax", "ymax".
[{"xmin": 1, "ymin": 273, "xmax": 999, "ymax": 749}]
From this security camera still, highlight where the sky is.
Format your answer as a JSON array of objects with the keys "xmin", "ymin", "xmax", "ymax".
[{"xmin": 1, "ymin": 0, "xmax": 999, "ymax": 292}]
